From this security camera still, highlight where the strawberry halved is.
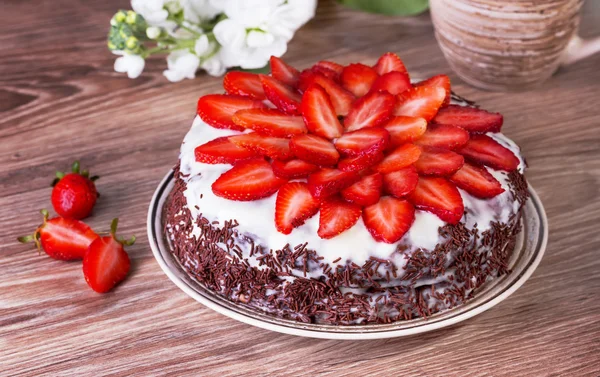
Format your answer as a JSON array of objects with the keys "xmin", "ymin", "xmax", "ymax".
[
  {"xmin": 300, "ymin": 84, "xmax": 344, "ymax": 139},
  {"xmin": 334, "ymin": 127, "xmax": 390, "ymax": 157},
  {"xmin": 223, "ymin": 71, "xmax": 266, "ymax": 100},
  {"xmin": 195, "ymin": 136, "xmax": 259, "ymax": 164},
  {"xmin": 416, "ymin": 124, "xmax": 470, "ymax": 150},
  {"xmin": 290, "ymin": 134, "xmax": 340, "ymax": 166},
  {"xmin": 375, "ymin": 143, "xmax": 422, "ymax": 174},
  {"xmin": 450, "ymin": 162, "xmax": 505, "ymax": 199},
  {"xmin": 415, "ymin": 74, "xmax": 451, "ymax": 107},
  {"xmin": 270, "ymin": 56, "xmax": 300, "ymax": 88},
  {"xmin": 415, "ymin": 147, "xmax": 465, "ymax": 176},
  {"xmin": 382, "ymin": 165, "xmax": 418, "ymax": 198},
  {"xmin": 458, "ymin": 134, "xmax": 520, "ymax": 171},
  {"xmin": 394, "ymin": 86, "xmax": 446, "ymax": 121},
  {"xmin": 433, "ymin": 105, "xmax": 503, "ymax": 133},
  {"xmin": 311, "ymin": 65, "xmax": 339, "ymax": 81},
  {"xmin": 275, "ymin": 182, "xmax": 320, "ymax": 234},
  {"xmin": 340, "ymin": 63, "xmax": 379, "ymax": 97},
  {"xmin": 229, "ymin": 133, "xmax": 293, "ymax": 161},
  {"xmin": 232, "ymin": 108, "xmax": 307, "ymax": 138},
  {"xmin": 317, "ymin": 197, "xmax": 362, "ymax": 239},
  {"xmin": 363, "ymin": 196, "xmax": 415, "ymax": 244},
  {"xmin": 373, "ymin": 52, "xmax": 408, "ymax": 76},
  {"xmin": 344, "ymin": 91, "xmax": 396, "ymax": 132},
  {"xmin": 370, "ymin": 71, "xmax": 411, "ymax": 95},
  {"xmin": 314, "ymin": 60, "xmax": 344, "ymax": 76},
  {"xmin": 272, "ymin": 159, "xmax": 319, "ymax": 179},
  {"xmin": 338, "ymin": 151, "xmax": 384, "ymax": 172},
  {"xmin": 300, "ymin": 73, "xmax": 354, "ymax": 116},
  {"xmin": 197, "ymin": 94, "xmax": 267, "ymax": 131},
  {"xmin": 212, "ymin": 159, "xmax": 286, "ymax": 201},
  {"xmin": 307, "ymin": 168, "xmax": 361, "ymax": 199},
  {"xmin": 341, "ymin": 173, "xmax": 382, "ymax": 206},
  {"xmin": 409, "ymin": 176, "xmax": 464, "ymax": 224},
  {"xmin": 383, "ymin": 116, "xmax": 427, "ymax": 149},
  {"xmin": 260, "ymin": 74, "xmax": 302, "ymax": 114}
]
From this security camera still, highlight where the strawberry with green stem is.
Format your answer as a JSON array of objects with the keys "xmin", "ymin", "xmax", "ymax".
[{"xmin": 51, "ymin": 161, "xmax": 99, "ymax": 220}]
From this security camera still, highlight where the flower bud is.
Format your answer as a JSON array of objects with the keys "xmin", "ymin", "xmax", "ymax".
[
  {"xmin": 126, "ymin": 36, "xmax": 139, "ymax": 50},
  {"xmin": 126, "ymin": 10, "xmax": 137, "ymax": 25},
  {"xmin": 146, "ymin": 26, "xmax": 161, "ymax": 40}
]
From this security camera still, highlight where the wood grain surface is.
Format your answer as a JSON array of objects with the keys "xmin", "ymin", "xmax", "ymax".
[{"xmin": 1, "ymin": 1, "xmax": 599, "ymax": 376}]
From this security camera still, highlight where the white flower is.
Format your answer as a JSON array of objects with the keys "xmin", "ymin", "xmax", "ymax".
[
  {"xmin": 131, "ymin": 0, "xmax": 171, "ymax": 27},
  {"xmin": 268, "ymin": 0, "xmax": 317, "ymax": 41},
  {"xmin": 202, "ymin": 54, "xmax": 226, "ymax": 77},
  {"xmin": 181, "ymin": 0, "xmax": 222, "ymax": 23},
  {"xmin": 146, "ymin": 26, "xmax": 161, "ymax": 39},
  {"xmin": 114, "ymin": 53, "xmax": 145, "ymax": 79},
  {"xmin": 194, "ymin": 34, "xmax": 210, "ymax": 56},
  {"xmin": 163, "ymin": 50, "xmax": 200, "ymax": 82}
]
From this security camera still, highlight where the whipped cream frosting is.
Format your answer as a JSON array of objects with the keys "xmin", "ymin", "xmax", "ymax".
[{"xmin": 178, "ymin": 114, "xmax": 525, "ymax": 269}]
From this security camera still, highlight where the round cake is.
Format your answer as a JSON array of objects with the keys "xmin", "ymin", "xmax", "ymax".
[{"xmin": 165, "ymin": 53, "xmax": 529, "ymax": 325}]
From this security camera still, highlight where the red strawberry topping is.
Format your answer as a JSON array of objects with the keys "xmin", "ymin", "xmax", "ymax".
[
  {"xmin": 223, "ymin": 71, "xmax": 266, "ymax": 100},
  {"xmin": 232, "ymin": 108, "xmax": 307, "ymax": 138},
  {"xmin": 197, "ymin": 94, "xmax": 266, "ymax": 131},
  {"xmin": 415, "ymin": 74, "xmax": 451, "ymax": 107},
  {"xmin": 307, "ymin": 168, "xmax": 360, "ymax": 199},
  {"xmin": 338, "ymin": 151, "xmax": 384, "ymax": 172},
  {"xmin": 300, "ymin": 84, "xmax": 344, "ymax": 139},
  {"xmin": 195, "ymin": 136, "xmax": 259, "ymax": 164},
  {"xmin": 341, "ymin": 173, "xmax": 383, "ymax": 206},
  {"xmin": 334, "ymin": 127, "xmax": 390, "ymax": 157},
  {"xmin": 314, "ymin": 60, "xmax": 344, "ymax": 75},
  {"xmin": 260, "ymin": 74, "xmax": 302, "ymax": 114},
  {"xmin": 318, "ymin": 197, "xmax": 362, "ymax": 239},
  {"xmin": 375, "ymin": 143, "xmax": 422, "ymax": 174},
  {"xmin": 409, "ymin": 176, "xmax": 464, "ymax": 224},
  {"xmin": 373, "ymin": 52, "xmax": 408, "ymax": 76},
  {"xmin": 212, "ymin": 159, "xmax": 286, "ymax": 201},
  {"xmin": 229, "ymin": 133, "xmax": 293, "ymax": 161},
  {"xmin": 344, "ymin": 91, "xmax": 395, "ymax": 132},
  {"xmin": 275, "ymin": 182, "xmax": 320, "ymax": 234},
  {"xmin": 300, "ymin": 73, "xmax": 354, "ymax": 116},
  {"xmin": 290, "ymin": 134, "xmax": 340, "ymax": 166},
  {"xmin": 363, "ymin": 197, "xmax": 415, "ymax": 243},
  {"xmin": 270, "ymin": 56, "xmax": 300, "ymax": 88},
  {"xmin": 450, "ymin": 162, "xmax": 505, "ymax": 199},
  {"xmin": 417, "ymin": 124, "xmax": 470, "ymax": 150},
  {"xmin": 458, "ymin": 134, "xmax": 520, "ymax": 171},
  {"xmin": 370, "ymin": 71, "xmax": 411, "ymax": 95},
  {"xmin": 394, "ymin": 86, "xmax": 446, "ymax": 121},
  {"xmin": 433, "ymin": 105, "xmax": 503, "ymax": 133},
  {"xmin": 382, "ymin": 165, "xmax": 419, "ymax": 198},
  {"xmin": 340, "ymin": 63, "xmax": 379, "ymax": 97},
  {"xmin": 383, "ymin": 116, "xmax": 427, "ymax": 148},
  {"xmin": 272, "ymin": 159, "xmax": 319, "ymax": 179},
  {"xmin": 415, "ymin": 147, "xmax": 465, "ymax": 176}
]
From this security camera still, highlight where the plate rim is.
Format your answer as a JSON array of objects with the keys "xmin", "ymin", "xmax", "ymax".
[{"xmin": 147, "ymin": 169, "xmax": 548, "ymax": 340}]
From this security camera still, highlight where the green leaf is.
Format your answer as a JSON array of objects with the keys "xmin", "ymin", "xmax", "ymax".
[{"xmin": 337, "ymin": 0, "xmax": 429, "ymax": 16}]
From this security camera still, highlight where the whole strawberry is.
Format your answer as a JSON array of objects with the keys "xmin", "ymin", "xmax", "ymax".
[
  {"xmin": 18, "ymin": 209, "xmax": 99, "ymax": 260},
  {"xmin": 83, "ymin": 218, "xmax": 134, "ymax": 293},
  {"xmin": 51, "ymin": 161, "xmax": 99, "ymax": 220}
]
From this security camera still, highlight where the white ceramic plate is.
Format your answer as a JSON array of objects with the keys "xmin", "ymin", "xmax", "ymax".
[{"xmin": 148, "ymin": 169, "xmax": 548, "ymax": 340}]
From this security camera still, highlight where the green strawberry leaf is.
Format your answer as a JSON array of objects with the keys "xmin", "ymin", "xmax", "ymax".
[{"xmin": 337, "ymin": 0, "xmax": 429, "ymax": 16}]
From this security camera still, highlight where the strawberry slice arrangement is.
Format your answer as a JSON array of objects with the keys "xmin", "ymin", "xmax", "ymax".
[{"xmin": 195, "ymin": 53, "xmax": 520, "ymax": 244}]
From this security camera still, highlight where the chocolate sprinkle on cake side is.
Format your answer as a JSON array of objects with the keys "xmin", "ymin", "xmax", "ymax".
[{"xmin": 164, "ymin": 163, "xmax": 529, "ymax": 325}]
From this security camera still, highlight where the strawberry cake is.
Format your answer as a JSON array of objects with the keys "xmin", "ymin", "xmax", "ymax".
[{"xmin": 165, "ymin": 53, "xmax": 529, "ymax": 324}]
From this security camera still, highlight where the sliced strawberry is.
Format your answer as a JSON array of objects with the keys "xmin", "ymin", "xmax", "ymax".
[
  {"xmin": 314, "ymin": 60, "xmax": 344, "ymax": 75},
  {"xmin": 409, "ymin": 177, "xmax": 464, "ymax": 224},
  {"xmin": 415, "ymin": 74, "xmax": 451, "ymax": 107},
  {"xmin": 275, "ymin": 182, "xmax": 320, "ymax": 234},
  {"xmin": 259, "ymin": 74, "xmax": 302, "ymax": 114},
  {"xmin": 458, "ymin": 134, "xmax": 520, "ymax": 171},
  {"xmin": 433, "ymin": 105, "xmax": 503, "ymax": 133},
  {"xmin": 317, "ymin": 197, "xmax": 362, "ymax": 239},
  {"xmin": 370, "ymin": 71, "xmax": 411, "ymax": 95},
  {"xmin": 373, "ymin": 52, "xmax": 408, "ymax": 76},
  {"xmin": 212, "ymin": 159, "xmax": 286, "ymax": 201},
  {"xmin": 383, "ymin": 116, "xmax": 428, "ymax": 149},
  {"xmin": 306, "ymin": 74, "xmax": 354, "ymax": 116},
  {"xmin": 232, "ymin": 108, "xmax": 306, "ymax": 138},
  {"xmin": 272, "ymin": 159, "xmax": 319, "ymax": 179},
  {"xmin": 229, "ymin": 133, "xmax": 293, "ymax": 161},
  {"xmin": 290, "ymin": 134, "xmax": 340, "ymax": 166},
  {"xmin": 270, "ymin": 56, "xmax": 300, "ymax": 88},
  {"xmin": 307, "ymin": 168, "xmax": 361, "ymax": 199},
  {"xmin": 375, "ymin": 143, "xmax": 421, "ymax": 174},
  {"xmin": 298, "ymin": 69, "xmax": 319, "ymax": 92},
  {"xmin": 311, "ymin": 65, "xmax": 339, "ymax": 80},
  {"xmin": 382, "ymin": 165, "xmax": 418, "ymax": 198},
  {"xmin": 195, "ymin": 136, "xmax": 259, "ymax": 164},
  {"xmin": 415, "ymin": 147, "xmax": 465, "ymax": 176},
  {"xmin": 334, "ymin": 128, "xmax": 390, "ymax": 157},
  {"xmin": 363, "ymin": 197, "xmax": 415, "ymax": 243},
  {"xmin": 300, "ymin": 84, "xmax": 343, "ymax": 139},
  {"xmin": 394, "ymin": 86, "xmax": 446, "ymax": 121},
  {"xmin": 416, "ymin": 124, "xmax": 470, "ymax": 150},
  {"xmin": 338, "ymin": 151, "xmax": 384, "ymax": 172},
  {"xmin": 341, "ymin": 173, "xmax": 382, "ymax": 206},
  {"xmin": 223, "ymin": 71, "xmax": 266, "ymax": 100},
  {"xmin": 450, "ymin": 162, "xmax": 505, "ymax": 199},
  {"xmin": 344, "ymin": 91, "xmax": 395, "ymax": 132},
  {"xmin": 197, "ymin": 94, "xmax": 267, "ymax": 131},
  {"xmin": 340, "ymin": 63, "xmax": 379, "ymax": 97}
]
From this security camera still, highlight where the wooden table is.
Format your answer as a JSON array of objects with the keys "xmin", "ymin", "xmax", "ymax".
[{"xmin": 2, "ymin": 1, "xmax": 599, "ymax": 375}]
